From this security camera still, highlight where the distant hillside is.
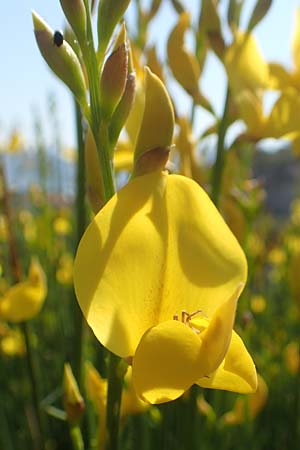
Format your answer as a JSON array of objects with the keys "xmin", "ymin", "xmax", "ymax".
[{"xmin": 253, "ymin": 146, "xmax": 300, "ymax": 218}]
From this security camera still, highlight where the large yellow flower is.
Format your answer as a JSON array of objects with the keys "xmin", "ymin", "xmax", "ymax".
[{"xmin": 74, "ymin": 171, "xmax": 257, "ymax": 404}]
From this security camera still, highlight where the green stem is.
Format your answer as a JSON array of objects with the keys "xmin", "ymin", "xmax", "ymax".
[
  {"xmin": 105, "ymin": 356, "xmax": 127, "ymax": 450},
  {"xmin": 73, "ymin": 100, "xmax": 86, "ymax": 388},
  {"xmin": 21, "ymin": 322, "xmax": 45, "ymax": 449},
  {"xmin": 81, "ymin": 0, "xmax": 115, "ymax": 201},
  {"xmin": 70, "ymin": 424, "xmax": 85, "ymax": 450},
  {"xmin": 210, "ymin": 85, "xmax": 230, "ymax": 207},
  {"xmin": 72, "ymin": 100, "xmax": 87, "ymax": 388}
]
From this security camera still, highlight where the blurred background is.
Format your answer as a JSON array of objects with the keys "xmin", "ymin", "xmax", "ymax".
[{"xmin": 1, "ymin": 1, "xmax": 300, "ymax": 449}]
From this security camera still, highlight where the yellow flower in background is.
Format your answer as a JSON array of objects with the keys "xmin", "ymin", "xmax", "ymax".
[
  {"xmin": 63, "ymin": 363, "xmax": 85, "ymax": 423},
  {"xmin": 197, "ymin": 394, "xmax": 216, "ymax": 423},
  {"xmin": 174, "ymin": 117, "xmax": 203, "ymax": 185},
  {"xmin": 233, "ymin": 90, "xmax": 266, "ymax": 139},
  {"xmin": 0, "ymin": 324, "xmax": 25, "ymax": 356},
  {"xmin": 269, "ymin": 8, "xmax": 300, "ymax": 92},
  {"xmin": 74, "ymin": 171, "xmax": 257, "ymax": 404},
  {"xmin": 56, "ymin": 253, "xmax": 73, "ymax": 286},
  {"xmin": 250, "ymin": 295, "xmax": 266, "ymax": 314},
  {"xmin": 6, "ymin": 129, "xmax": 25, "ymax": 153},
  {"xmin": 0, "ymin": 257, "xmax": 47, "ymax": 322},
  {"xmin": 220, "ymin": 374, "xmax": 268, "ymax": 426},
  {"xmin": 0, "ymin": 214, "xmax": 8, "ymax": 242},
  {"xmin": 53, "ymin": 215, "xmax": 72, "ymax": 237},
  {"xmin": 267, "ymin": 247, "xmax": 286, "ymax": 266},
  {"xmin": 225, "ymin": 31, "xmax": 269, "ymax": 93},
  {"xmin": 19, "ymin": 210, "xmax": 37, "ymax": 243}
]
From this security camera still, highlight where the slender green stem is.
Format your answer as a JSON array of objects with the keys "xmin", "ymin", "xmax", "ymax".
[
  {"xmin": 21, "ymin": 321, "xmax": 45, "ymax": 450},
  {"xmin": 70, "ymin": 424, "xmax": 85, "ymax": 450},
  {"xmin": 210, "ymin": 85, "xmax": 230, "ymax": 207},
  {"xmin": 105, "ymin": 356, "xmax": 127, "ymax": 450},
  {"xmin": 81, "ymin": 0, "xmax": 115, "ymax": 201},
  {"xmin": 72, "ymin": 100, "xmax": 87, "ymax": 388}
]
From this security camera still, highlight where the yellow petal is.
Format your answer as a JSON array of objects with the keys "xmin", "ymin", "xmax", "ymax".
[
  {"xmin": 193, "ymin": 284, "xmax": 242, "ymax": 375},
  {"xmin": 266, "ymin": 89, "xmax": 300, "ymax": 139},
  {"xmin": 74, "ymin": 172, "xmax": 247, "ymax": 357},
  {"xmin": 196, "ymin": 329, "xmax": 257, "ymax": 393},
  {"xmin": 132, "ymin": 320, "xmax": 207, "ymax": 404},
  {"xmin": 225, "ymin": 31, "xmax": 269, "ymax": 92},
  {"xmin": 268, "ymin": 63, "xmax": 292, "ymax": 90},
  {"xmin": 292, "ymin": 8, "xmax": 300, "ymax": 72},
  {"xmin": 233, "ymin": 90, "xmax": 265, "ymax": 137}
]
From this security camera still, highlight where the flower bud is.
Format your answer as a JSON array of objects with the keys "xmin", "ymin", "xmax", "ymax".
[
  {"xmin": 63, "ymin": 363, "xmax": 85, "ymax": 424},
  {"xmin": 97, "ymin": 0, "xmax": 131, "ymax": 57},
  {"xmin": 59, "ymin": 0, "xmax": 87, "ymax": 43},
  {"xmin": 109, "ymin": 71, "xmax": 136, "ymax": 149},
  {"xmin": 133, "ymin": 67, "xmax": 174, "ymax": 176},
  {"xmin": 32, "ymin": 11, "xmax": 88, "ymax": 111},
  {"xmin": 99, "ymin": 27, "xmax": 128, "ymax": 119}
]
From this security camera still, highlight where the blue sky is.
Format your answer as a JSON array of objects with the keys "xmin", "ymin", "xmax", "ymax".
[{"xmin": 1, "ymin": 0, "xmax": 299, "ymax": 150}]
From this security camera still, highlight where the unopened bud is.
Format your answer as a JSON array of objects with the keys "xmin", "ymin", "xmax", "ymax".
[
  {"xmin": 133, "ymin": 67, "xmax": 174, "ymax": 176},
  {"xmin": 97, "ymin": 0, "xmax": 131, "ymax": 57},
  {"xmin": 63, "ymin": 363, "xmax": 85, "ymax": 424},
  {"xmin": 32, "ymin": 11, "xmax": 88, "ymax": 111},
  {"xmin": 109, "ymin": 72, "xmax": 136, "ymax": 149},
  {"xmin": 100, "ymin": 35, "xmax": 128, "ymax": 119},
  {"xmin": 59, "ymin": 0, "xmax": 87, "ymax": 43}
]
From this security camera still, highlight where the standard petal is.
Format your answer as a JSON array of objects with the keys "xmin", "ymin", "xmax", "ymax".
[
  {"xmin": 74, "ymin": 172, "xmax": 169, "ymax": 357},
  {"xmin": 74, "ymin": 172, "xmax": 247, "ymax": 357},
  {"xmin": 196, "ymin": 330, "xmax": 257, "ymax": 394},
  {"xmin": 132, "ymin": 320, "xmax": 206, "ymax": 404}
]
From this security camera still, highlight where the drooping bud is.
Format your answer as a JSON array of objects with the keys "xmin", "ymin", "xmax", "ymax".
[
  {"xmin": 133, "ymin": 67, "xmax": 174, "ymax": 176},
  {"xmin": 167, "ymin": 13, "xmax": 213, "ymax": 112},
  {"xmin": 198, "ymin": 0, "xmax": 225, "ymax": 58},
  {"xmin": 97, "ymin": 0, "xmax": 131, "ymax": 58},
  {"xmin": 247, "ymin": 0, "xmax": 272, "ymax": 32},
  {"xmin": 99, "ymin": 24, "xmax": 128, "ymax": 119},
  {"xmin": 85, "ymin": 129, "xmax": 104, "ymax": 214},
  {"xmin": 59, "ymin": 0, "xmax": 87, "ymax": 43},
  {"xmin": 63, "ymin": 363, "xmax": 85, "ymax": 423},
  {"xmin": 32, "ymin": 11, "xmax": 88, "ymax": 112}
]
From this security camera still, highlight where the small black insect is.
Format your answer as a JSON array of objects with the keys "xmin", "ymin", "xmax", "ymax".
[{"xmin": 53, "ymin": 30, "xmax": 64, "ymax": 47}]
